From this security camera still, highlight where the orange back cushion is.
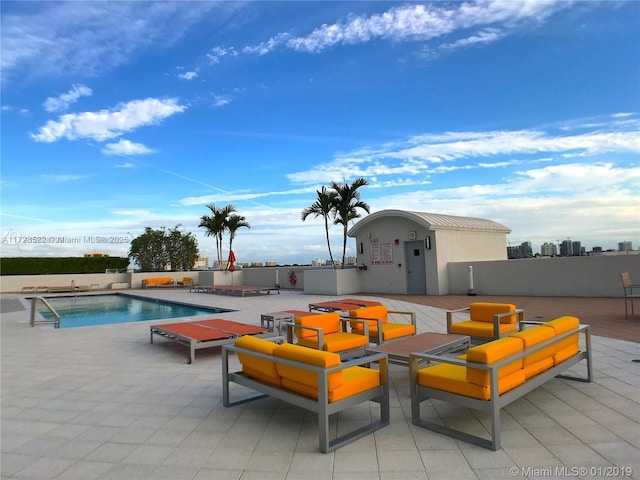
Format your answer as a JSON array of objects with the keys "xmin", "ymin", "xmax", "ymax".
[
  {"xmin": 235, "ymin": 336, "xmax": 281, "ymax": 387},
  {"xmin": 470, "ymin": 302, "xmax": 517, "ymax": 324},
  {"xmin": 466, "ymin": 337, "xmax": 523, "ymax": 387},
  {"xmin": 349, "ymin": 305, "xmax": 388, "ymax": 328},
  {"xmin": 274, "ymin": 343, "xmax": 342, "ymax": 399},
  {"xmin": 295, "ymin": 312, "xmax": 341, "ymax": 338}
]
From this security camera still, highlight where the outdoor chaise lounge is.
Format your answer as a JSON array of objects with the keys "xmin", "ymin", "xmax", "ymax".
[
  {"xmin": 410, "ymin": 316, "xmax": 592, "ymax": 450},
  {"xmin": 222, "ymin": 335, "xmax": 390, "ymax": 452},
  {"xmin": 197, "ymin": 285, "xmax": 280, "ymax": 296},
  {"xmin": 150, "ymin": 318, "xmax": 276, "ymax": 363},
  {"xmin": 446, "ymin": 302, "xmax": 524, "ymax": 342}
]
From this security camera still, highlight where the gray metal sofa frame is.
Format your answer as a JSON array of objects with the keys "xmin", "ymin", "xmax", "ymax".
[
  {"xmin": 222, "ymin": 338, "xmax": 390, "ymax": 453},
  {"xmin": 410, "ymin": 323, "xmax": 592, "ymax": 450}
]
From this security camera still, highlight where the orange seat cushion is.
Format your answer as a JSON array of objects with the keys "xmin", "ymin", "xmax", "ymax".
[
  {"xmin": 469, "ymin": 302, "xmax": 517, "ymax": 324},
  {"xmin": 331, "ymin": 366, "xmax": 381, "ymax": 402},
  {"xmin": 417, "ymin": 363, "xmax": 486, "ymax": 399},
  {"xmin": 450, "ymin": 320, "xmax": 517, "ymax": 338},
  {"xmin": 353, "ymin": 322, "xmax": 415, "ymax": 341},
  {"xmin": 235, "ymin": 336, "xmax": 281, "ymax": 387},
  {"xmin": 297, "ymin": 332, "xmax": 369, "ymax": 353},
  {"xmin": 543, "ymin": 316, "xmax": 580, "ymax": 364},
  {"xmin": 509, "ymin": 326, "xmax": 555, "ymax": 379}
]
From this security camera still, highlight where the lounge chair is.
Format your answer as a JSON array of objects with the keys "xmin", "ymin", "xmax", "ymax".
[
  {"xmin": 446, "ymin": 302, "xmax": 524, "ymax": 343},
  {"xmin": 621, "ymin": 272, "xmax": 640, "ymax": 318},
  {"xmin": 348, "ymin": 305, "xmax": 416, "ymax": 345},
  {"xmin": 287, "ymin": 312, "xmax": 370, "ymax": 359}
]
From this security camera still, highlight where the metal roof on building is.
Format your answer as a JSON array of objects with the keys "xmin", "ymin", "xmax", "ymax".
[{"xmin": 348, "ymin": 209, "xmax": 511, "ymax": 236}]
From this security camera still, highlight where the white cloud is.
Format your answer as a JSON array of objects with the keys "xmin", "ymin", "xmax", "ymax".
[
  {"xmin": 1, "ymin": 2, "xmax": 229, "ymax": 82},
  {"xmin": 286, "ymin": 122, "xmax": 640, "ymax": 185},
  {"xmin": 102, "ymin": 139, "xmax": 154, "ymax": 156},
  {"xmin": 228, "ymin": 1, "xmax": 570, "ymax": 58},
  {"xmin": 207, "ymin": 46, "xmax": 239, "ymax": 64},
  {"xmin": 178, "ymin": 71, "xmax": 198, "ymax": 80},
  {"xmin": 43, "ymin": 84, "xmax": 93, "ymax": 112},
  {"xmin": 212, "ymin": 94, "xmax": 232, "ymax": 107},
  {"xmin": 31, "ymin": 97, "xmax": 186, "ymax": 143},
  {"xmin": 40, "ymin": 174, "xmax": 88, "ymax": 182}
]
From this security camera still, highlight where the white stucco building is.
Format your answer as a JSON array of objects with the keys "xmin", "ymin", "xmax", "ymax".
[{"xmin": 348, "ymin": 210, "xmax": 511, "ymax": 295}]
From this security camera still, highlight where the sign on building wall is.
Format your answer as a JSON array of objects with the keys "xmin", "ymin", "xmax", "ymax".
[{"xmin": 371, "ymin": 243, "xmax": 393, "ymax": 264}]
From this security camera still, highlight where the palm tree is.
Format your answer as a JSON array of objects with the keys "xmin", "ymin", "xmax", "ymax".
[
  {"xmin": 226, "ymin": 214, "xmax": 251, "ymax": 254},
  {"xmin": 330, "ymin": 178, "xmax": 370, "ymax": 268},
  {"xmin": 301, "ymin": 186, "xmax": 337, "ymax": 268},
  {"xmin": 198, "ymin": 203, "xmax": 236, "ymax": 270}
]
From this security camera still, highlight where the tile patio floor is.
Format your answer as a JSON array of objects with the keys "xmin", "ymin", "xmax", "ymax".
[{"xmin": 1, "ymin": 289, "xmax": 639, "ymax": 480}]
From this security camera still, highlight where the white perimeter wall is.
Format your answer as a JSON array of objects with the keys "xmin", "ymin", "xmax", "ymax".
[
  {"xmin": 2, "ymin": 254, "xmax": 638, "ymax": 297},
  {"xmin": 448, "ymin": 254, "xmax": 640, "ymax": 297}
]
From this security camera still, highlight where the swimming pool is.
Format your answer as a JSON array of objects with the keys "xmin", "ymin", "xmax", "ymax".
[{"xmin": 34, "ymin": 294, "xmax": 232, "ymax": 328}]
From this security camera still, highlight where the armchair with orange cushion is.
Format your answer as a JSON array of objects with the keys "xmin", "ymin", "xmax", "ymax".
[
  {"xmin": 446, "ymin": 302, "xmax": 524, "ymax": 342},
  {"xmin": 347, "ymin": 305, "xmax": 416, "ymax": 345},
  {"xmin": 286, "ymin": 312, "xmax": 370, "ymax": 359}
]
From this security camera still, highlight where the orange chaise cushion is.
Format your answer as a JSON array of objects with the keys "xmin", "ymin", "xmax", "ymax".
[
  {"xmin": 543, "ymin": 316, "xmax": 580, "ymax": 364},
  {"xmin": 234, "ymin": 336, "xmax": 281, "ymax": 387}
]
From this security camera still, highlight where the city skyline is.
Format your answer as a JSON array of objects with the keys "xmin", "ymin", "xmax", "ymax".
[{"xmin": 2, "ymin": 1, "xmax": 639, "ymax": 265}]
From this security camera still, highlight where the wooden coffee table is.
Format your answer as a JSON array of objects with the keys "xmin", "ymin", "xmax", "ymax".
[{"xmin": 366, "ymin": 332, "xmax": 470, "ymax": 366}]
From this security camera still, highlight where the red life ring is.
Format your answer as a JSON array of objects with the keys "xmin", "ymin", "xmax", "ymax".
[{"xmin": 289, "ymin": 272, "xmax": 297, "ymax": 286}]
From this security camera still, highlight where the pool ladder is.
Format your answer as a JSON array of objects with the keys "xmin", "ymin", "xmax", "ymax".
[{"xmin": 30, "ymin": 296, "xmax": 61, "ymax": 328}]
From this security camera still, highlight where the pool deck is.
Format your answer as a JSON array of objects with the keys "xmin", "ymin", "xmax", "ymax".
[{"xmin": 1, "ymin": 289, "xmax": 639, "ymax": 479}]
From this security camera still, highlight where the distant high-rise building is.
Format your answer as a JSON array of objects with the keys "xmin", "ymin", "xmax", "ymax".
[
  {"xmin": 507, "ymin": 246, "xmax": 523, "ymax": 259},
  {"xmin": 540, "ymin": 242, "xmax": 557, "ymax": 256},
  {"xmin": 618, "ymin": 241, "xmax": 633, "ymax": 252},
  {"xmin": 265, "ymin": 260, "xmax": 277, "ymax": 267},
  {"xmin": 521, "ymin": 242, "xmax": 533, "ymax": 258},
  {"xmin": 572, "ymin": 241, "xmax": 582, "ymax": 256},
  {"xmin": 560, "ymin": 240, "xmax": 572, "ymax": 256},
  {"xmin": 194, "ymin": 256, "xmax": 210, "ymax": 269}
]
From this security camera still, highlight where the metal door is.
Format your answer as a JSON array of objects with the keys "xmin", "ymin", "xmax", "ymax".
[{"xmin": 405, "ymin": 240, "xmax": 426, "ymax": 295}]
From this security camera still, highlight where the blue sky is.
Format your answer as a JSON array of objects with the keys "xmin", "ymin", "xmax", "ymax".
[{"xmin": 1, "ymin": 1, "xmax": 639, "ymax": 265}]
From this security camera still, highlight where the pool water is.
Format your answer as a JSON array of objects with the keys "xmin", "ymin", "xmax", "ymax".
[{"xmin": 36, "ymin": 294, "xmax": 231, "ymax": 328}]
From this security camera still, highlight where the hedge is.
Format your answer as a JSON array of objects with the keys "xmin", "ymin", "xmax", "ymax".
[{"xmin": 0, "ymin": 257, "xmax": 130, "ymax": 275}]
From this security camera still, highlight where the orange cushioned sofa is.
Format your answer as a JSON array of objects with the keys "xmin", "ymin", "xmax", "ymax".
[
  {"xmin": 410, "ymin": 316, "xmax": 592, "ymax": 450},
  {"xmin": 222, "ymin": 336, "xmax": 390, "ymax": 452},
  {"xmin": 142, "ymin": 277, "xmax": 174, "ymax": 288}
]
